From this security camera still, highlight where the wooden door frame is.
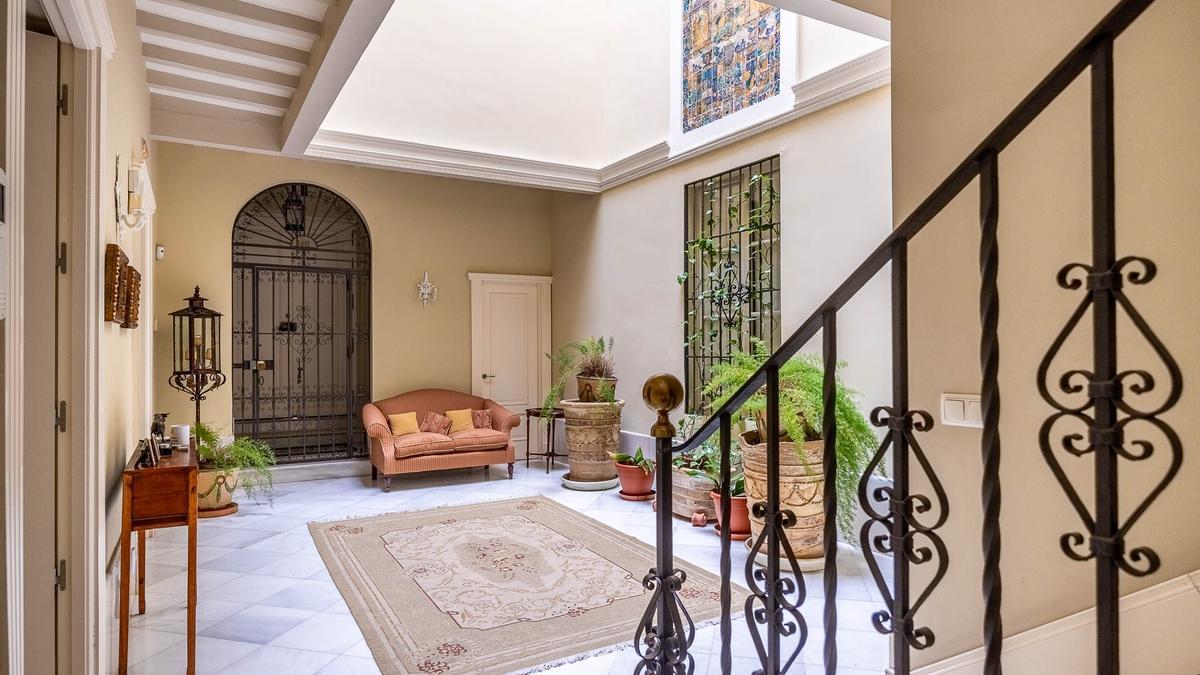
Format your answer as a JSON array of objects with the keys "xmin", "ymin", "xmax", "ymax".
[{"xmin": 467, "ymin": 273, "xmax": 552, "ymax": 424}]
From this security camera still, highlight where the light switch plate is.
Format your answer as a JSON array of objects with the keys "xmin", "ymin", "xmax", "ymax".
[{"xmin": 941, "ymin": 392, "xmax": 983, "ymax": 428}]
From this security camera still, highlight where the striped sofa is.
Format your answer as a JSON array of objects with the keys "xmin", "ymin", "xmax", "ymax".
[{"xmin": 361, "ymin": 388, "xmax": 520, "ymax": 492}]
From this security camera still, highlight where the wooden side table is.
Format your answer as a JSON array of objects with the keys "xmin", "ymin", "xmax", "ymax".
[
  {"xmin": 119, "ymin": 445, "xmax": 198, "ymax": 674},
  {"xmin": 525, "ymin": 407, "xmax": 565, "ymax": 474}
]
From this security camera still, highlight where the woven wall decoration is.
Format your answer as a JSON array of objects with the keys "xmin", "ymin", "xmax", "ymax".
[
  {"xmin": 104, "ymin": 244, "xmax": 129, "ymax": 324},
  {"xmin": 122, "ymin": 266, "xmax": 142, "ymax": 329}
]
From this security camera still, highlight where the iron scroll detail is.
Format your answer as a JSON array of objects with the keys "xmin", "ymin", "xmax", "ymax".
[{"xmin": 1037, "ymin": 256, "xmax": 1182, "ymax": 578}]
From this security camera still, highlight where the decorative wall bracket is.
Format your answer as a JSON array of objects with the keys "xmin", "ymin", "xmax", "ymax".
[{"xmin": 417, "ymin": 270, "xmax": 438, "ymax": 307}]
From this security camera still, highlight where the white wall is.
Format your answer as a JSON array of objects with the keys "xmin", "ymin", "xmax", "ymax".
[
  {"xmin": 892, "ymin": 0, "xmax": 1200, "ymax": 668},
  {"xmin": 551, "ymin": 86, "xmax": 892, "ymax": 436}
]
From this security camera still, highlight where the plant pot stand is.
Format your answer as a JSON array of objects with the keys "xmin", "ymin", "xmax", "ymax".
[
  {"xmin": 619, "ymin": 489, "xmax": 655, "ymax": 502},
  {"xmin": 198, "ymin": 503, "xmax": 238, "ymax": 518},
  {"xmin": 561, "ymin": 473, "xmax": 619, "ymax": 491}
]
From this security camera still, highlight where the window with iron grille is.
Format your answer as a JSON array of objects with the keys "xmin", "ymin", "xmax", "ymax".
[{"xmin": 681, "ymin": 156, "xmax": 782, "ymax": 414}]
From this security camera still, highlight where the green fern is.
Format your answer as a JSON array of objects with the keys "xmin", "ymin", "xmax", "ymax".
[
  {"xmin": 194, "ymin": 422, "xmax": 277, "ymax": 504},
  {"xmin": 701, "ymin": 339, "xmax": 880, "ymax": 539}
]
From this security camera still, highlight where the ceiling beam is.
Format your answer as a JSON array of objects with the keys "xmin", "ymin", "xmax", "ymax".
[
  {"xmin": 239, "ymin": 0, "xmax": 331, "ymax": 23},
  {"xmin": 150, "ymin": 83, "xmax": 289, "ymax": 116},
  {"xmin": 135, "ymin": 0, "xmax": 319, "ymax": 50},
  {"xmin": 280, "ymin": 0, "xmax": 396, "ymax": 155},
  {"xmin": 144, "ymin": 57, "xmax": 296, "ymax": 98},
  {"xmin": 769, "ymin": 0, "xmax": 890, "ymax": 40},
  {"xmin": 139, "ymin": 26, "xmax": 307, "ymax": 75}
]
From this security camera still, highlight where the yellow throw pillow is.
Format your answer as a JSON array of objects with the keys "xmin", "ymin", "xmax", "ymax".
[
  {"xmin": 388, "ymin": 412, "xmax": 420, "ymax": 436},
  {"xmin": 445, "ymin": 408, "xmax": 474, "ymax": 434}
]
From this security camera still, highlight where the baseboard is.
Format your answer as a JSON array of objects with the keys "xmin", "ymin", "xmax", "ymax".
[
  {"xmin": 269, "ymin": 459, "xmax": 372, "ymax": 484},
  {"xmin": 908, "ymin": 570, "xmax": 1200, "ymax": 674}
]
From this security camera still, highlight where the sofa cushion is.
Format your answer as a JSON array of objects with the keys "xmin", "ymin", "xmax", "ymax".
[
  {"xmin": 446, "ymin": 408, "xmax": 474, "ymax": 434},
  {"xmin": 419, "ymin": 411, "xmax": 452, "ymax": 435},
  {"xmin": 449, "ymin": 428, "xmax": 510, "ymax": 452},
  {"xmin": 393, "ymin": 432, "xmax": 456, "ymax": 459},
  {"xmin": 387, "ymin": 412, "xmax": 419, "ymax": 436},
  {"xmin": 472, "ymin": 409, "xmax": 493, "ymax": 430}
]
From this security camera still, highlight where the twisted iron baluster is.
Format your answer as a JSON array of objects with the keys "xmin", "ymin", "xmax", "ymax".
[
  {"xmin": 821, "ymin": 310, "xmax": 839, "ymax": 675},
  {"xmin": 978, "ymin": 150, "xmax": 1003, "ymax": 675}
]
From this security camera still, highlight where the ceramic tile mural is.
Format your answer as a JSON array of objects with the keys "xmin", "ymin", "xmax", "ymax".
[{"xmin": 682, "ymin": 0, "xmax": 781, "ymax": 132}]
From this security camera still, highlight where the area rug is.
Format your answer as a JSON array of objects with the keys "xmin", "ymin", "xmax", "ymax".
[{"xmin": 309, "ymin": 496, "xmax": 727, "ymax": 674}]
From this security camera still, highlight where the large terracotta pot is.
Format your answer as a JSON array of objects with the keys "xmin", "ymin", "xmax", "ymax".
[
  {"xmin": 615, "ymin": 462, "xmax": 654, "ymax": 499},
  {"xmin": 710, "ymin": 492, "xmax": 752, "ymax": 541},
  {"xmin": 197, "ymin": 467, "xmax": 240, "ymax": 515},
  {"xmin": 560, "ymin": 399, "xmax": 625, "ymax": 482},
  {"xmin": 576, "ymin": 376, "xmax": 618, "ymax": 403},
  {"xmin": 671, "ymin": 467, "xmax": 717, "ymax": 522},
  {"xmin": 740, "ymin": 430, "xmax": 824, "ymax": 561}
]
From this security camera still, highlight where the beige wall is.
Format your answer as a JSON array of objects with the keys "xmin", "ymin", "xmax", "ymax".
[
  {"xmin": 551, "ymin": 86, "xmax": 893, "ymax": 435},
  {"xmin": 100, "ymin": 0, "xmax": 154, "ymax": 555},
  {"xmin": 893, "ymin": 0, "xmax": 1200, "ymax": 667},
  {"xmin": 151, "ymin": 144, "xmax": 554, "ymax": 438}
]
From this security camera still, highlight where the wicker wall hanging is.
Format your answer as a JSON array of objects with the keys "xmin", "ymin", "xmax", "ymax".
[
  {"xmin": 104, "ymin": 244, "xmax": 129, "ymax": 323},
  {"xmin": 122, "ymin": 266, "xmax": 142, "ymax": 329}
]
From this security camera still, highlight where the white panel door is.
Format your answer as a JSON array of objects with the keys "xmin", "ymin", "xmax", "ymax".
[{"xmin": 470, "ymin": 274, "xmax": 551, "ymax": 456}]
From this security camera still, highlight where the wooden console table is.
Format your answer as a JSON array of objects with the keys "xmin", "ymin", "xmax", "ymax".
[{"xmin": 119, "ymin": 446, "xmax": 198, "ymax": 674}]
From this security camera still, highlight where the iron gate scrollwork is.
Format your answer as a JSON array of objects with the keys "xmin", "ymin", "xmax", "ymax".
[{"xmin": 232, "ymin": 183, "xmax": 371, "ymax": 464}]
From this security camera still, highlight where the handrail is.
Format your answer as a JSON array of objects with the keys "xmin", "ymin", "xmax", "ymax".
[{"xmin": 671, "ymin": 0, "xmax": 1156, "ymax": 456}]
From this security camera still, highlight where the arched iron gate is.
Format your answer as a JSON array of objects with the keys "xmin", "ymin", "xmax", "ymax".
[{"xmin": 231, "ymin": 183, "xmax": 371, "ymax": 463}]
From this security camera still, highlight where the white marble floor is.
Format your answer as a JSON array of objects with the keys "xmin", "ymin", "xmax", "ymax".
[{"xmin": 129, "ymin": 461, "xmax": 889, "ymax": 674}]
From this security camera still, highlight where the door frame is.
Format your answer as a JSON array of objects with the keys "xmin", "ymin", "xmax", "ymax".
[{"xmin": 468, "ymin": 273, "xmax": 552, "ymax": 451}]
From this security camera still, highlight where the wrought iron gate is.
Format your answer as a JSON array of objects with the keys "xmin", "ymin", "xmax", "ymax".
[{"xmin": 231, "ymin": 183, "xmax": 371, "ymax": 464}]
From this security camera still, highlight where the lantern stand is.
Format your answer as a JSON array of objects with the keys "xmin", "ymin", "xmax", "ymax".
[{"xmin": 168, "ymin": 286, "xmax": 227, "ymax": 429}]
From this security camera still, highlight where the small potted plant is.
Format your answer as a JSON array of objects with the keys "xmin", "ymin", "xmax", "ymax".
[
  {"xmin": 611, "ymin": 446, "xmax": 654, "ymax": 501},
  {"xmin": 709, "ymin": 474, "xmax": 751, "ymax": 541},
  {"xmin": 543, "ymin": 336, "xmax": 618, "ymax": 416},
  {"xmin": 194, "ymin": 422, "xmax": 276, "ymax": 517}
]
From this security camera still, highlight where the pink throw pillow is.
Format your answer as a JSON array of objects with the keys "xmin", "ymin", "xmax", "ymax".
[
  {"xmin": 472, "ymin": 409, "xmax": 493, "ymax": 430},
  {"xmin": 419, "ymin": 411, "xmax": 452, "ymax": 435}
]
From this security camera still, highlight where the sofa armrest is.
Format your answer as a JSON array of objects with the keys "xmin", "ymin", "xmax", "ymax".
[
  {"xmin": 484, "ymin": 400, "xmax": 522, "ymax": 436},
  {"xmin": 362, "ymin": 403, "xmax": 394, "ymax": 445}
]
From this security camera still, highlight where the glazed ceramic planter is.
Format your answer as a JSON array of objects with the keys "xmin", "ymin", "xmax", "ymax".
[
  {"xmin": 560, "ymin": 399, "xmax": 624, "ymax": 484},
  {"xmin": 709, "ymin": 491, "xmax": 752, "ymax": 541},
  {"xmin": 740, "ymin": 429, "xmax": 825, "ymax": 563},
  {"xmin": 197, "ymin": 467, "xmax": 240, "ymax": 516},
  {"xmin": 576, "ymin": 376, "xmax": 618, "ymax": 403},
  {"xmin": 615, "ymin": 462, "xmax": 654, "ymax": 500}
]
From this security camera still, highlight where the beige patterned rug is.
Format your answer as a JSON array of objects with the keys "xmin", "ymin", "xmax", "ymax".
[{"xmin": 309, "ymin": 496, "xmax": 726, "ymax": 674}]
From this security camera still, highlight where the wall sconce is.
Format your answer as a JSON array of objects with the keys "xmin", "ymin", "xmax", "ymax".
[
  {"xmin": 115, "ymin": 149, "xmax": 154, "ymax": 237},
  {"xmin": 416, "ymin": 271, "xmax": 438, "ymax": 307}
]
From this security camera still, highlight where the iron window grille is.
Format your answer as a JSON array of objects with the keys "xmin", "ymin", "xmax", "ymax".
[{"xmin": 682, "ymin": 156, "xmax": 782, "ymax": 414}]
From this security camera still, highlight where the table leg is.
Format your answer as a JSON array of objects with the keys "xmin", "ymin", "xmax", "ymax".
[
  {"xmin": 137, "ymin": 530, "xmax": 146, "ymax": 615},
  {"xmin": 118, "ymin": 522, "xmax": 131, "ymax": 674},
  {"xmin": 525, "ymin": 415, "xmax": 532, "ymax": 468},
  {"xmin": 187, "ymin": 472, "xmax": 198, "ymax": 675},
  {"xmin": 546, "ymin": 418, "xmax": 554, "ymax": 474}
]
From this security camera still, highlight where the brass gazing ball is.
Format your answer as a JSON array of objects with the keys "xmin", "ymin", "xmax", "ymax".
[{"xmin": 643, "ymin": 374, "xmax": 683, "ymax": 438}]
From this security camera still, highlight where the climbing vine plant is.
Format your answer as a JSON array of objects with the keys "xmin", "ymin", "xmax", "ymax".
[{"xmin": 678, "ymin": 156, "xmax": 782, "ymax": 413}]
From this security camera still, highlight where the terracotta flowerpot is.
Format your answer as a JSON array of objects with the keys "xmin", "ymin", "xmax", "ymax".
[
  {"xmin": 615, "ymin": 462, "xmax": 654, "ymax": 500},
  {"xmin": 710, "ymin": 491, "xmax": 752, "ymax": 541},
  {"xmin": 671, "ymin": 466, "xmax": 716, "ymax": 522},
  {"xmin": 576, "ymin": 376, "xmax": 618, "ymax": 403},
  {"xmin": 740, "ymin": 430, "xmax": 825, "ymax": 562},
  {"xmin": 197, "ymin": 467, "xmax": 240, "ymax": 516},
  {"xmin": 560, "ymin": 399, "xmax": 625, "ymax": 483}
]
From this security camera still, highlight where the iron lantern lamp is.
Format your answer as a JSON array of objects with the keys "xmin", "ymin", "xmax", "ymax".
[
  {"xmin": 282, "ymin": 183, "xmax": 306, "ymax": 232},
  {"xmin": 169, "ymin": 286, "xmax": 227, "ymax": 426}
]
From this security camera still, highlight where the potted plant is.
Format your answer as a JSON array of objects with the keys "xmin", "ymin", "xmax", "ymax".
[
  {"xmin": 673, "ymin": 436, "xmax": 752, "ymax": 540},
  {"xmin": 704, "ymin": 339, "xmax": 878, "ymax": 566},
  {"xmin": 543, "ymin": 336, "xmax": 618, "ymax": 417},
  {"xmin": 610, "ymin": 446, "xmax": 654, "ymax": 501},
  {"xmin": 194, "ymin": 422, "xmax": 276, "ymax": 517},
  {"xmin": 709, "ymin": 474, "xmax": 751, "ymax": 541},
  {"xmin": 546, "ymin": 337, "xmax": 624, "ymax": 490}
]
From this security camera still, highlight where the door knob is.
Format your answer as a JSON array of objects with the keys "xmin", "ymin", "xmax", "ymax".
[{"xmin": 481, "ymin": 373, "xmax": 496, "ymax": 380}]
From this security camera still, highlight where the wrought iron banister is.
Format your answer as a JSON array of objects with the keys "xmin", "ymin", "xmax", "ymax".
[{"xmin": 634, "ymin": 1, "xmax": 1178, "ymax": 674}]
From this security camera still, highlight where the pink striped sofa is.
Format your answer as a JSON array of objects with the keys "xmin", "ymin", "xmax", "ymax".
[{"xmin": 361, "ymin": 388, "xmax": 520, "ymax": 492}]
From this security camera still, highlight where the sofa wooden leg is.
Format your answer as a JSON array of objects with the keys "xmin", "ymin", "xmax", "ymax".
[
  {"xmin": 507, "ymin": 463, "xmax": 514, "ymax": 480},
  {"xmin": 383, "ymin": 476, "xmax": 391, "ymax": 493},
  {"xmin": 371, "ymin": 466, "xmax": 377, "ymax": 480}
]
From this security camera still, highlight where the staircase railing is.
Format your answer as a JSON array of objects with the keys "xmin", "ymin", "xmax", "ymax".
[{"xmin": 632, "ymin": 1, "xmax": 1180, "ymax": 673}]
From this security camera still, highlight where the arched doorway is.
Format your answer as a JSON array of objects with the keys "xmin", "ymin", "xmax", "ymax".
[{"xmin": 231, "ymin": 183, "xmax": 371, "ymax": 463}]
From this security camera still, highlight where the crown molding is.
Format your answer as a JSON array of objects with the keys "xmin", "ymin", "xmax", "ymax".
[
  {"xmin": 42, "ymin": 0, "xmax": 116, "ymax": 58},
  {"xmin": 303, "ymin": 47, "xmax": 890, "ymax": 194},
  {"xmin": 306, "ymin": 130, "xmax": 604, "ymax": 193}
]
